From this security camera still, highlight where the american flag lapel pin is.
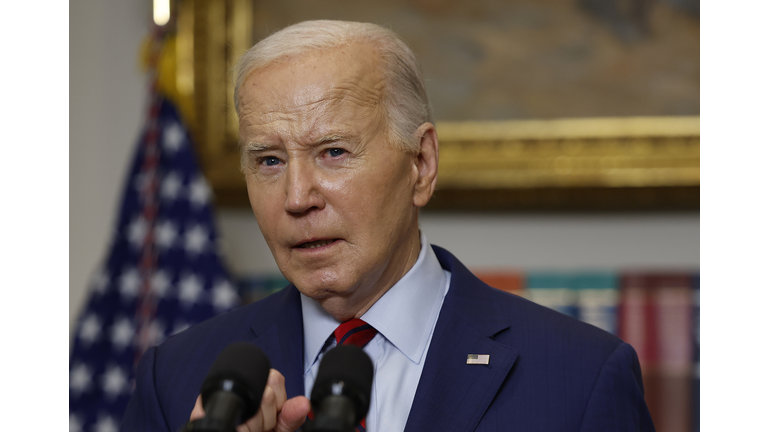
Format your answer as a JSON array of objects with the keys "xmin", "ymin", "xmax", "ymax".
[{"xmin": 467, "ymin": 354, "xmax": 490, "ymax": 365}]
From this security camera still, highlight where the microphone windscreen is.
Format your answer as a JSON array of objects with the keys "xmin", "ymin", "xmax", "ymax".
[
  {"xmin": 311, "ymin": 344, "xmax": 374, "ymax": 417},
  {"xmin": 201, "ymin": 342, "xmax": 271, "ymax": 418}
]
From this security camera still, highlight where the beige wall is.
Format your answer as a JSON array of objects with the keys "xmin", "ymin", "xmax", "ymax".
[{"xmin": 70, "ymin": 0, "xmax": 149, "ymax": 337}]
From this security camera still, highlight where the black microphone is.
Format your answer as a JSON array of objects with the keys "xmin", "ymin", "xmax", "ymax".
[
  {"xmin": 305, "ymin": 344, "xmax": 374, "ymax": 432},
  {"xmin": 182, "ymin": 342, "xmax": 272, "ymax": 432}
]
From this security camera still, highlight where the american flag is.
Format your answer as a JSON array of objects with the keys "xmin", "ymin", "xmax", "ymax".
[{"xmin": 69, "ymin": 96, "xmax": 239, "ymax": 432}]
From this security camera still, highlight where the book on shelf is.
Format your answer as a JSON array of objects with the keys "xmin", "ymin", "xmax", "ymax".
[
  {"xmin": 474, "ymin": 270, "xmax": 525, "ymax": 296},
  {"xmin": 619, "ymin": 272, "xmax": 693, "ymax": 432},
  {"xmin": 525, "ymin": 272, "xmax": 577, "ymax": 318},
  {"xmin": 572, "ymin": 272, "xmax": 619, "ymax": 335},
  {"xmin": 690, "ymin": 273, "xmax": 700, "ymax": 432}
]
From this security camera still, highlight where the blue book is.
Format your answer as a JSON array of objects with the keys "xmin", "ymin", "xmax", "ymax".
[
  {"xmin": 572, "ymin": 272, "xmax": 619, "ymax": 335},
  {"xmin": 525, "ymin": 273, "xmax": 577, "ymax": 318}
]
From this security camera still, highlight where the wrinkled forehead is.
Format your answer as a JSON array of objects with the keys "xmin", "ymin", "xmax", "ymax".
[{"xmin": 237, "ymin": 43, "xmax": 386, "ymax": 118}]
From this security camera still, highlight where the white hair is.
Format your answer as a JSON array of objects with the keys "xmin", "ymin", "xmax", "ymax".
[{"xmin": 233, "ymin": 20, "xmax": 432, "ymax": 153}]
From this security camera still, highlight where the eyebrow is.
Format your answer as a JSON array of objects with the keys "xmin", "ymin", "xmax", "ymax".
[
  {"xmin": 312, "ymin": 133, "xmax": 363, "ymax": 148},
  {"xmin": 243, "ymin": 142, "xmax": 274, "ymax": 153},
  {"xmin": 312, "ymin": 134, "xmax": 348, "ymax": 145},
  {"xmin": 242, "ymin": 133, "xmax": 360, "ymax": 152}
]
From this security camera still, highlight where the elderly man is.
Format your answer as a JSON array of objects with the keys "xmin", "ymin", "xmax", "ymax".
[{"xmin": 122, "ymin": 20, "xmax": 655, "ymax": 432}]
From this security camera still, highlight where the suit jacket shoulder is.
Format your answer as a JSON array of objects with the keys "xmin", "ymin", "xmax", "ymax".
[
  {"xmin": 403, "ymin": 245, "xmax": 654, "ymax": 431},
  {"xmin": 121, "ymin": 286, "xmax": 305, "ymax": 432}
]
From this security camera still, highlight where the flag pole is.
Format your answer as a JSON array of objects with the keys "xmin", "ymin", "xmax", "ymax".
[{"xmin": 134, "ymin": 24, "xmax": 166, "ymax": 366}]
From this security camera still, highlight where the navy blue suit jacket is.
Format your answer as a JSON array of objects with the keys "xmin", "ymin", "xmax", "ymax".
[{"xmin": 122, "ymin": 245, "xmax": 655, "ymax": 431}]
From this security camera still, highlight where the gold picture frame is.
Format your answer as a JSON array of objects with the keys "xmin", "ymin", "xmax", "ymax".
[{"xmin": 160, "ymin": 0, "xmax": 699, "ymax": 211}]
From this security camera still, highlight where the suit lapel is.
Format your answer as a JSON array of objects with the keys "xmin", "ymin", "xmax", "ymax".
[
  {"xmin": 248, "ymin": 286, "xmax": 306, "ymax": 398},
  {"xmin": 404, "ymin": 310, "xmax": 517, "ymax": 432},
  {"xmin": 404, "ymin": 247, "xmax": 519, "ymax": 432}
]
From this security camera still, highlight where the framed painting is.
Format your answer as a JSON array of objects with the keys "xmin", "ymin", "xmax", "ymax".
[{"xmin": 157, "ymin": 0, "xmax": 699, "ymax": 211}]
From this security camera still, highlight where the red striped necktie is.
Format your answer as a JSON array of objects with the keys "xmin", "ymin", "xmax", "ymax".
[
  {"xmin": 309, "ymin": 318, "xmax": 378, "ymax": 432},
  {"xmin": 334, "ymin": 318, "xmax": 378, "ymax": 348},
  {"xmin": 336, "ymin": 319, "xmax": 377, "ymax": 432}
]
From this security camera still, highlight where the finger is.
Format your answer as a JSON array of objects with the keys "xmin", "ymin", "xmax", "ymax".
[
  {"xmin": 260, "ymin": 385, "xmax": 278, "ymax": 431},
  {"xmin": 266, "ymin": 369, "xmax": 287, "ymax": 411},
  {"xmin": 275, "ymin": 396, "xmax": 311, "ymax": 432},
  {"xmin": 236, "ymin": 384, "xmax": 277, "ymax": 432},
  {"xmin": 189, "ymin": 395, "xmax": 205, "ymax": 421},
  {"xmin": 237, "ymin": 408, "xmax": 262, "ymax": 432}
]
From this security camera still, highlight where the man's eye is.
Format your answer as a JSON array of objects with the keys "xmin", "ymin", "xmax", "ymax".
[
  {"xmin": 327, "ymin": 148, "xmax": 346, "ymax": 157},
  {"xmin": 262, "ymin": 156, "xmax": 281, "ymax": 166}
]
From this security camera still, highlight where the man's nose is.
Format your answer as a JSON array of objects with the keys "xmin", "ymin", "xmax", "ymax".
[{"xmin": 284, "ymin": 161, "xmax": 325, "ymax": 214}]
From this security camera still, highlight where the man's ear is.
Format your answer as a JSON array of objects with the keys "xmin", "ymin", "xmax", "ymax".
[{"xmin": 412, "ymin": 122, "xmax": 439, "ymax": 208}]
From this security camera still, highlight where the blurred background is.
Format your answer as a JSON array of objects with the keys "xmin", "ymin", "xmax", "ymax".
[{"xmin": 70, "ymin": 1, "xmax": 699, "ymax": 431}]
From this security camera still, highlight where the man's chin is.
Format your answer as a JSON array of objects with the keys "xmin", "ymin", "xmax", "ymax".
[
  {"xmin": 291, "ymin": 275, "xmax": 348, "ymax": 300},
  {"xmin": 314, "ymin": 296, "xmax": 365, "ymax": 322},
  {"xmin": 291, "ymin": 279, "xmax": 366, "ymax": 319},
  {"xmin": 296, "ymin": 284, "xmax": 349, "ymax": 301}
]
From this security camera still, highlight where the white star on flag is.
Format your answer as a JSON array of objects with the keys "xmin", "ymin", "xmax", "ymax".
[
  {"xmin": 151, "ymin": 270, "xmax": 172, "ymax": 298},
  {"xmin": 161, "ymin": 171, "xmax": 183, "ymax": 200},
  {"xmin": 127, "ymin": 216, "xmax": 148, "ymax": 249},
  {"xmin": 93, "ymin": 414, "xmax": 120, "ymax": 432},
  {"xmin": 91, "ymin": 269, "xmax": 109, "ymax": 296},
  {"xmin": 110, "ymin": 316, "xmax": 135, "ymax": 351},
  {"xmin": 70, "ymin": 363, "xmax": 92, "ymax": 396},
  {"xmin": 185, "ymin": 224, "xmax": 208, "ymax": 255},
  {"xmin": 78, "ymin": 314, "xmax": 101, "ymax": 346},
  {"xmin": 101, "ymin": 365, "xmax": 129, "ymax": 400},
  {"xmin": 70, "ymin": 413, "xmax": 84, "ymax": 432},
  {"xmin": 163, "ymin": 122, "xmax": 185, "ymax": 153},
  {"xmin": 179, "ymin": 273, "xmax": 203, "ymax": 307},
  {"xmin": 145, "ymin": 319, "xmax": 167, "ymax": 346},
  {"xmin": 155, "ymin": 219, "xmax": 178, "ymax": 250},
  {"xmin": 133, "ymin": 171, "xmax": 150, "ymax": 193},
  {"xmin": 171, "ymin": 320, "xmax": 191, "ymax": 336},
  {"xmin": 118, "ymin": 268, "xmax": 141, "ymax": 301},
  {"xmin": 212, "ymin": 279, "xmax": 239, "ymax": 311},
  {"xmin": 188, "ymin": 176, "xmax": 212, "ymax": 207}
]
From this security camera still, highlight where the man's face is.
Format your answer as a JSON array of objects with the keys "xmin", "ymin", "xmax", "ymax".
[{"xmin": 238, "ymin": 43, "xmax": 423, "ymax": 319}]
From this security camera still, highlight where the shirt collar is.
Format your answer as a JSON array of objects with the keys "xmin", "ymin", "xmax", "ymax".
[
  {"xmin": 301, "ymin": 231, "xmax": 449, "ymax": 372},
  {"xmin": 300, "ymin": 294, "xmax": 338, "ymax": 374},
  {"xmin": 361, "ymin": 231, "xmax": 448, "ymax": 364}
]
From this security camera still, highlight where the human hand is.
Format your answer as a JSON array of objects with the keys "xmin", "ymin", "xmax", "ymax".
[{"xmin": 189, "ymin": 368, "xmax": 311, "ymax": 432}]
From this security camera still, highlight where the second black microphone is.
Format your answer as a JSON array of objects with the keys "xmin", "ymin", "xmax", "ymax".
[{"xmin": 305, "ymin": 344, "xmax": 374, "ymax": 432}]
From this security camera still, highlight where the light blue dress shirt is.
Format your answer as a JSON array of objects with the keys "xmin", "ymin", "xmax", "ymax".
[{"xmin": 300, "ymin": 231, "xmax": 451, "ymax": 432}]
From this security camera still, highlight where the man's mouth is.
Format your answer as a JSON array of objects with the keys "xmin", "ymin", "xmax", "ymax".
[{"xmin": 296, "ymin": 239, "xmax": 338, "ymax": 249}]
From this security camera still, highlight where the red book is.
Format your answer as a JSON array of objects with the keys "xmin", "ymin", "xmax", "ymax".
[
  {"xmin": 473, "ymin": 270, "xmax": 525, "ymax": 297},
  {"xmin": 619, "ymin": 273, "xmax": 692, "ymax": 432}
]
